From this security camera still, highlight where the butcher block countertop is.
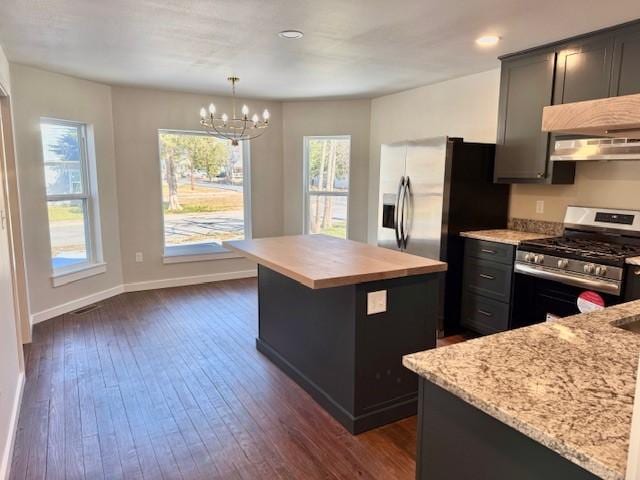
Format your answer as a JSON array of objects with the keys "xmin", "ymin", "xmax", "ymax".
[{"xmin": 224, "ymin": 234, "xmax": 447, "ymax": 289}]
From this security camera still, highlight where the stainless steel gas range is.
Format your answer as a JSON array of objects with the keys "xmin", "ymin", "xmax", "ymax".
[{"xmin": 513, "ymin": 206, "xmax": 640, "ymax": 323}]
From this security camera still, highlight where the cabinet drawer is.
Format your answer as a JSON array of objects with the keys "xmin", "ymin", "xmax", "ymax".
[
  {"xmin": 465, "ymin": 239, "xmax": 514, "ymax": 265},
  {"xmin": 463, "ymin": 257, "xmax": 513, "ymax": 303},
  {"xmin": 461, "ymin": 292, "xmax": 510, "ymax": 335}
]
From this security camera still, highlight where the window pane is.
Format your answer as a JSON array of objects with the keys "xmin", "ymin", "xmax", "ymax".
[
  {"xmin": 308, "ymin": 195, "xmax": 347, "ymax": 238},
  {"xmin": 307, "ymin": 138, "xmax": 350, "ymax": 192},
  {"xmin": 159, "ymin": 132, "xmax": 245, "ymax": 247},
  {"xmin": 41, "ymin": 122, "xmax": 84, "ymax": 195},
  {"xmin": 47, "ymin": 200, "xmax": 88, "ymax": 269},
  {"xmin": 44, "ymin": 164, "xmax": 83, "ymax": 195}
]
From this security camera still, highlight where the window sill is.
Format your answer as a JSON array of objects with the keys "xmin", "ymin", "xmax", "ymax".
[
  {"xmin": 51, "ymin": 262, "xmax": 107, "ymax": 287},
  {"xmin": 163, "ymin": 243, "xmax": 243, "ymax": 264}
]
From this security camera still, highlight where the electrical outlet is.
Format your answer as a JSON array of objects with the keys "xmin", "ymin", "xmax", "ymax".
[
  {"xmin": 135, "ymin": 252, "xmax": 143, "ymax": 263},
  {"xmin": 535, "ymin": 200, "xmax": 544, "ymax": 215},
  {"xmin": 367, "ymin": 290, "xmax": 387, "ymax": 315}
]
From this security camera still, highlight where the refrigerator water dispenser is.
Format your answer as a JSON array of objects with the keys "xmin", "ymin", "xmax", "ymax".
[{"xmin": 382, "ymin": 193, "xmax": 396, "ymax": 229}]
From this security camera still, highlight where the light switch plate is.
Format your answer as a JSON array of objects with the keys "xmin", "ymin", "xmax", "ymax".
[
  {"xmin": 536, "ymin": 200, "xmax": 544, "ymax": 214},
  {"xmin": 367, "ymin": 290, "xmax": 387, "ymax": 315}
]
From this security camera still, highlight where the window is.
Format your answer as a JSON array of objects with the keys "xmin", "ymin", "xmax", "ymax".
[
  {"xmin": 158, "ymin": 130, "xmax": 251, "ymax": 257},
  {"xmin": 40, "ymin": 119, "xmax": 102, "ymax": 278},
  {"xmin": 303, "ymin": 136, "xmax": 350, "ymax": 238}
]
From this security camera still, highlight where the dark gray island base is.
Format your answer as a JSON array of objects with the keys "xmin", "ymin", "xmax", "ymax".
[
  {"xmin": 416, "ymin": 379, "xmax": 600, "ymax": 479},
  {"xmin": 257, "ymin": 265, "xmax": 441, "ymax": 434}
]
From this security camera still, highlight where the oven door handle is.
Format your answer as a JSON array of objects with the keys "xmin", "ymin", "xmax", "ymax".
[{"xmin": 514, "ymin": 263, "xmax": 621, "ymax": 296}]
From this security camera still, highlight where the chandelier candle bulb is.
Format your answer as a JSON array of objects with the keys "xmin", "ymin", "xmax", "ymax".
[
  {"xmin": 208, "ymin": 103, "xmax": 216, "ymax": 115},
  {"xmin": 221, "ymin": 113, "xmax": 228, "ymax": 125},
  {"xmin": 199, "ymin": 107, "xmax": 206, "ymax": 119},
  {"xmin": 252, "ymin": 113, "xmax": 259, "ymax": 125},
  {"xmin": 241, "ymin": 104, "xmax": 249, "ymax": 118},
  {"xmin": 263, "ymin": 109, "xmax": 270, "ymax": 122}
]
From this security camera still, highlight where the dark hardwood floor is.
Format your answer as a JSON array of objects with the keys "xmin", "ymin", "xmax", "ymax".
[{"xmin": 9, "ymin": 278, "xmax": 465, "ymax": 480}]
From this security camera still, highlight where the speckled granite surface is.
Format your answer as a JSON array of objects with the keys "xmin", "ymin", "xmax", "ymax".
[
  {"xmin": 460, "ymin": 229, "xmax": 553, "ymax": 245},
  {"xmin": 508, "ymin": 217, "xmax": 565, "ymax": 236},
  {"xmin": 404, "ymin": 301, "xmax": 640, "ymax": 480},
  {"xmin": 628, "ymin": 257, "xmax": 640, "ymax": 266}
]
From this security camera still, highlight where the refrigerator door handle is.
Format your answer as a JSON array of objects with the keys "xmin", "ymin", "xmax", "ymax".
[
  {"xmin": 401, "ymin": 177, "xmax": 411, "ymax": 249},
  {"xmin": 394, "ymin": 176, "xmax": 405, "ymax": 249}
]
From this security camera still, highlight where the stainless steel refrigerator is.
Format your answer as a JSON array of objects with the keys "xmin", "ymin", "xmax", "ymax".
[{"xmin": 377, "ymin": 136, "xmax": 510, "ymax": 335}]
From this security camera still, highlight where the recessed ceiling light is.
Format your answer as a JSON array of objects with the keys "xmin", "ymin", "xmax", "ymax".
[
  {"xmin": 278, "ymin": 30, "xmax": 304, "ymax": 39},
  {"xmin": 476, "ymin": 35, "xmax": 501, "ymax": 47}
]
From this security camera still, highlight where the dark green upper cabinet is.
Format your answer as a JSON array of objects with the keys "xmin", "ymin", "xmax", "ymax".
[
  {"xmin": 553, "ymin": 34, "xmax": 615, "ymax": 104},
  {"xmin": 611, "ymin": 24, "xmax": 640, "ymax": 96},
  {"xmin": 494, "ymin": 53, "xmax": 556, "ymax": 183},
  {"xmin": 494, "ymin": 19, "xmax": 640, "ymax": 185}
]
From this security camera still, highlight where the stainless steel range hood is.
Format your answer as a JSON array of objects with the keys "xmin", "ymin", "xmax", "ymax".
[
  {"xmin": 550, "ymin": 137, "xmax": 640, "ymax": 162},
  {"xmin": 542, "ymin": 93, "xmax": 640, "ymax": 138}
]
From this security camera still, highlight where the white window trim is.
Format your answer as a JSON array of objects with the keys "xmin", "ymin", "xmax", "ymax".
[
  {"xmin": 157, "ymin": 129, "xmax": 252, "ymax": 259},
  {"xmin": 302, "ymin": 135, "xmax": 351, "ymax": 238},
  {"xmin": 41, "ymin": 118, "xmax": 104, "ymax": 285},
  {"xmin": 162, "ymin": 243, "xmax": 243, "ymax": 264},
  {"xmin": 51, "ymin": 262, "xmax": 107, "ymax": 287}
]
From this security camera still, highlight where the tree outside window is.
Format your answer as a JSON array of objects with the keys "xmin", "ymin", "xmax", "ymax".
[{"xmin": 304, "ymin": 136, "xmax": 350, "ymax": 239}]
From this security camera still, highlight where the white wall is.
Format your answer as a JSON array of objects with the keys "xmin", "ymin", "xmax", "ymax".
[
  {"xmin": 368, "ymin": 69, "xmax": 501, "ymax": 242},
  {"xmin": 510, "ymin": 163, "xmax": 640, "ymax": 221},
  {"xmin": 282, "ymin": 99, "xmax": 370, "ymax": 242},
  {"xmin": 111, "ymin": 86, "xmax": 283, "ymax": 284},
  {"xmin": 10, "ymin": 64, "xmax": 124, "ymax": 317},
  {"xmin": 0, "ymin": 44, "xmax": 24, "ymax": 480},
  {"xmin": 368, "ymin": 66, "xmax": 640, "ymax": 228}
]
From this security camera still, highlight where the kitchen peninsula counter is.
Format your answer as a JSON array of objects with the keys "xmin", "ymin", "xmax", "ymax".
[
  {"xmin": 225, "ymin": 235, "xmax": 447, "ymax": 434},
  {"xmin": 404, "ymin": 300, "xmax": 640, "ymax": 480}
]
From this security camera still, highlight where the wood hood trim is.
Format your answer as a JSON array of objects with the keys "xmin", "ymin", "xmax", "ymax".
[{"xmin": 542, "ymin": 93, "xmax": 640, "ymax": 138}]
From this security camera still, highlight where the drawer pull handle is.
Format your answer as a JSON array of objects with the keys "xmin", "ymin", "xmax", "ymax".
[
  {"xmin": 635, "ymin": 269, "xmax": 640, "ymax": 276},
  {"xmin": 481, "ymin": 249, "xmax": 497, "ymax": 254},
  {"xmin": 479, "ymin": 273, "xmax": 495, "ymax": 280},
  {"xmin": 478, "ymin": 309, "xmax": 493, "ymax": 317}
]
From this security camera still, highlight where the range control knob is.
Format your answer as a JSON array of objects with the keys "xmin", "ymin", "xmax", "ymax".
[
  {"xmin": 557, "ymin": 259, "xmax": 569, "ymax": 269},
  {"xmin": 595, "ymin": 266, "xmax": 607, "ymax": 276},
  {"xmin": 583, "ymin": 263, "xmax": 596, "ymax": 274},
  {"xmin": 534, "ymin": 255, "xmax": 545, "ymax": 265},
  {"xmin": 524, "ymin": 253, "xmax": 534, "ymax": 262}
]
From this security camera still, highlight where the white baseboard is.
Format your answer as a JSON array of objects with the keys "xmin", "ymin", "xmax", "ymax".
[
  {"xmin": 30, "ymin": 285, "xmax": 125, "ymax": 325},
  {"xmin": 123, "ymin": 269, "xmax": 257, "ymax": 292},
  {"xmin": 29, "ymin": 269, "xmax": 257, "ymax": 325},
  {"xmin": 0, "ymin": 372, "xmax": 25, "ymax": 480}
]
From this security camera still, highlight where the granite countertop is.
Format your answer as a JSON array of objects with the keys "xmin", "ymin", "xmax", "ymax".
[
  {"xmin": 460, "ymin": 229, "xmax": 554, "ymax": 245},
  {"xmin": 403, "ymin": 301, "xmax": 640, "ymax": 480}
]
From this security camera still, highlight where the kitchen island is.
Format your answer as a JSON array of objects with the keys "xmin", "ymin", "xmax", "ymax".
[
  {"xmin": 403, "ymin": 300, "xmax": 640, "ymax": 480},
  {"xmin": 225, "ymin": 234, "xmax": 447, "ymax": 434}
]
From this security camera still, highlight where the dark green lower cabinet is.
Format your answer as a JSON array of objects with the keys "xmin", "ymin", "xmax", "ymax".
[
  {"xmin": 461, "ymin": 239, "xmax": 515, "ymax": 334},
  {"xmin": 415, "ymin": 380, "xmax": 600, "ymax": 480},
  {"xmin": 625, "ymin": 265, "xmax": 640, "ymax": 302}
]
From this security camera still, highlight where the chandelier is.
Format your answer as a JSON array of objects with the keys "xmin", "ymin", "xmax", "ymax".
[{"xmin": 199, "ymin": 76, "xmax": 270, "ymax": 146}]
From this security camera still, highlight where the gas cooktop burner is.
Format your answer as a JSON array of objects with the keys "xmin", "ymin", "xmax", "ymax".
[{"xmin": 519, "ymin": 236, "xmax": 640, "ymax": 266}]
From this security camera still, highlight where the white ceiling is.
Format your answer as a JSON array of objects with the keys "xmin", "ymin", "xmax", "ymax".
[{"xmin": 1, "ymin": 0, "xmax": 640, "ymax": 100}]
